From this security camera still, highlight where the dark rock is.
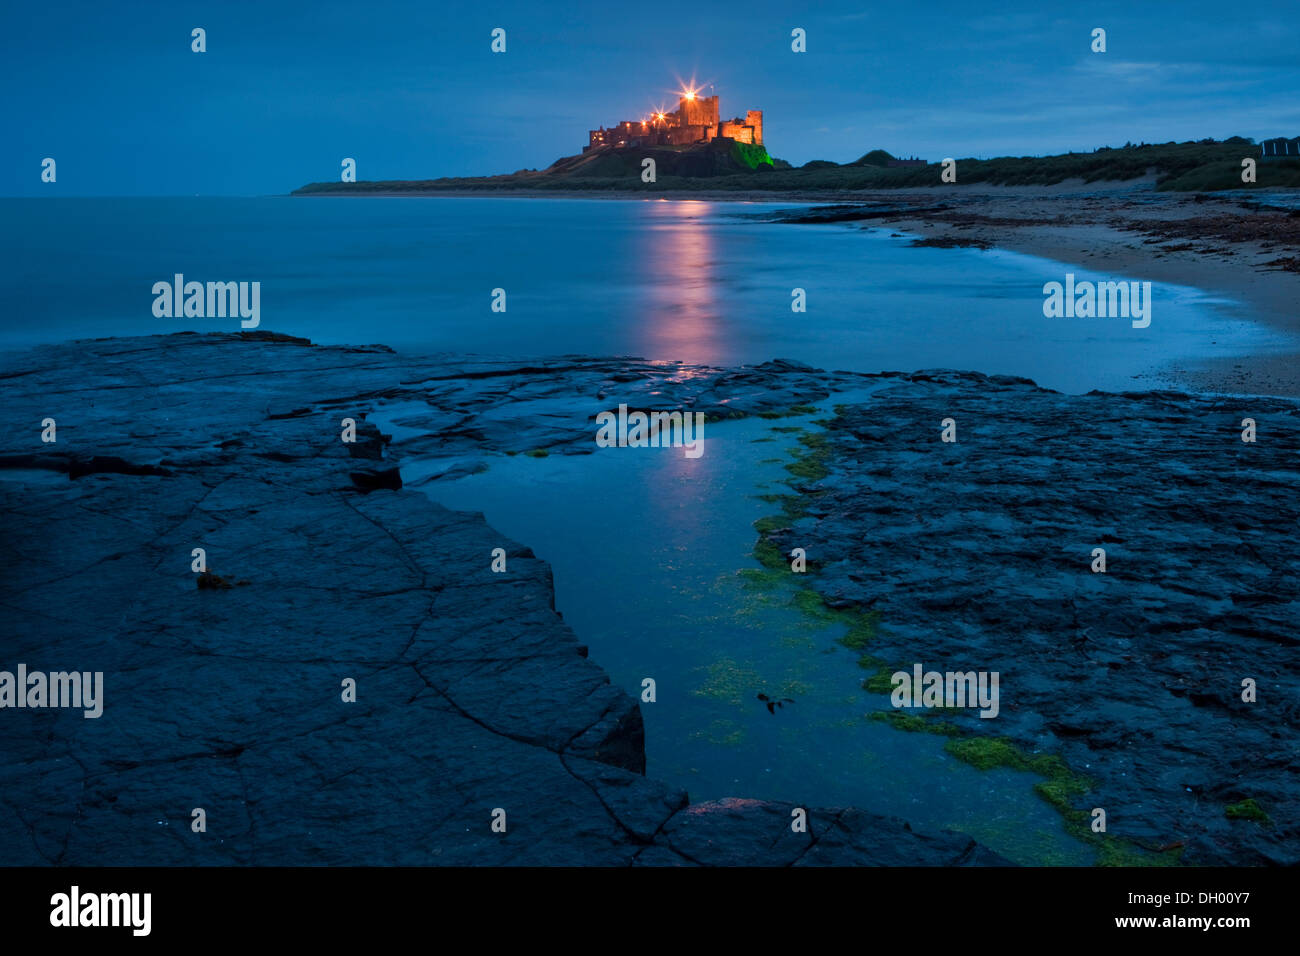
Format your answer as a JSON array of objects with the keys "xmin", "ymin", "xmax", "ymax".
[
  {"xmin": 68, "ymin": 455, "xmax": 172, "ymax": 479},
  {"xmin": 0, "ymin": 332, "xmax": 1008, "ymax": 866},
  {"xmin": 771, "ymin": 375, "xmax": 1300, "ymax": 864},
  {"xmin": 349, "ymin": 467, "xmax": 402, "ymax": 492}
]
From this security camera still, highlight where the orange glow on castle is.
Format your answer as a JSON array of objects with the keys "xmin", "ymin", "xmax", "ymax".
[{"xmin": 585, "ymin": 86, "xmax": 762, "ymax": 152}]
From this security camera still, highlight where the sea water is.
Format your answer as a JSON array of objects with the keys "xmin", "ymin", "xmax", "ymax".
[{"xmin": 2, "ymin": 195, "xmax": 1290, "ymax": 393}]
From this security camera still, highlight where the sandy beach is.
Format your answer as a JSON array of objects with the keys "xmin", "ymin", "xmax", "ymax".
[{"xmin": 861, "ymin": 183, "xmax": 1300, "ymax": 397}]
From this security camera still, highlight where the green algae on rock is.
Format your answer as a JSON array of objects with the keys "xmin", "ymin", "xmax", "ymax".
[{"xmin": 1225, "ymin": 798, "xmax": 1272, "ymax": 825}]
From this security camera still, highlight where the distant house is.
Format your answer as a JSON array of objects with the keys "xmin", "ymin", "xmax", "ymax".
[{"xmin": 1260, "ymin": 137, "xmax": 1300, "ymax": 160}]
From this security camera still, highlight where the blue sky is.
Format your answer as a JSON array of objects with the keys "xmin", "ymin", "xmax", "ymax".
[{"xmin": 3, "ymin": 0, "xmax": 1298, "ymax": 195}]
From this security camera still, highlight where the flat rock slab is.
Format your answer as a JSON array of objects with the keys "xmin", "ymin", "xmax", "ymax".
[
  {"xmin": 0, "ymin": 333, "xmax": 1000, "ymax": 866},
  {"xmin": 767, "ymin": 370, "xmax": 1300, "ymax": 865}
]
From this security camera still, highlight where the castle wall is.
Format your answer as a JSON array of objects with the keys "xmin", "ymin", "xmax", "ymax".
[
  {"xmin": 718, "ymin": 121, "xmax": 754, "ymax": 145},
  {"xmin": 591, "ymin": 119, "xmax": 657, "ymax": 149},
  {"xmin": 665, "ymin": 125, "xmax": 709, "ymax": 146}
]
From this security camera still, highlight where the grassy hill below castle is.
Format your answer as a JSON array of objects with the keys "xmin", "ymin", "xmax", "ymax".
[{"xmin": 293, "ymin": 137, "xmax": 1300, "ymax": 195}]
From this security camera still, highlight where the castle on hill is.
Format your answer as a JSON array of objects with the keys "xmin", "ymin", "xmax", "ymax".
[{"xmin": 585, "ymin": 89, "xmax": 762, "ymax": 152}]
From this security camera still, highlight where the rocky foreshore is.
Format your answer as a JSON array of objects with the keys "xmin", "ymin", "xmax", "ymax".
[
  {"xmin": 763, "ymin": 371, "xmax": 1300, "ymax": 865},
  {"xmin": 3, "ymin": 332, "xmax": 1294, "ymax": 866},
  {"xmin": 0, "ymin": 332, "xmax": 1004, "ymax": 866}
]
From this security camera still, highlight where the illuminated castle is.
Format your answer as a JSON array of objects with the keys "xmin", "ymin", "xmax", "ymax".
[{"xmin": 586, "ymin": 87, "xmax": 762, "ymax": 152}]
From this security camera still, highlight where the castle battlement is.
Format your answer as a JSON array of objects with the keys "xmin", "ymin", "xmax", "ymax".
[{"xmin": 586, "ymin": 88, "xmax": 762, "ymax": 152}]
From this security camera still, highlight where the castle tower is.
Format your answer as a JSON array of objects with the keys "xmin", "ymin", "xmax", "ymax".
[
  {"xmin": 677, "ymin": 94, "xmax": 719, "ymax": 129},
  {"xmin": 745, "ymin": 110, "xmax": 763, "ymax": 146}
]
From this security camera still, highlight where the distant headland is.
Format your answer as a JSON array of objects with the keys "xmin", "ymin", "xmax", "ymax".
[{"xmin": 293, "ymin": 104, "xmax": 1300, "ymax": 198}]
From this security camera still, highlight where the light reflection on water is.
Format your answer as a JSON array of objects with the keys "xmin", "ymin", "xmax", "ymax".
[
  {"xmin": 635, "ymin": 200, "xmax": 726, "ymax": 364},
  {"xmin": 4, "ymin": 196, "xmax": 1291, "ymax": 395}
]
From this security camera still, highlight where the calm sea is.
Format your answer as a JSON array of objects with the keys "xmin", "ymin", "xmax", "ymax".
[{"xmin": 2, "ymin": 195, "xmax": 1289, "ymax": 392}]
